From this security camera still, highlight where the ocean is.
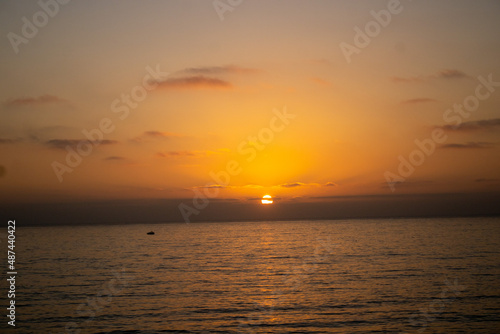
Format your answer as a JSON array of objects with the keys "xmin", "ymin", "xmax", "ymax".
[{"xmin": 11, "ymin": 217, "xmax": 500, "ymax": 333}]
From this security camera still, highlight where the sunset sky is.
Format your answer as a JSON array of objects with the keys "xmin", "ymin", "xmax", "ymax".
[{"xmin": 1, "ymin": 0, "xmax": 499, "ymax": 223}]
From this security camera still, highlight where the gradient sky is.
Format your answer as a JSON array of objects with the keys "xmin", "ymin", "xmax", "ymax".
[{"xmin": 1, "ymin": 0, "xmax": 499, "ymax": 219}]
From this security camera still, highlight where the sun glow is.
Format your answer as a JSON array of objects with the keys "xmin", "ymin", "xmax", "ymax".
[{"xmin": 261, "ymin": 195, "xmax": 273, "ymax": 205}]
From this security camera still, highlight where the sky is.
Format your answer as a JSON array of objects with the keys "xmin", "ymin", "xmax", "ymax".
[{"xmin": 1, "ymin": 0, "xmax": 499, "ymax": 223}]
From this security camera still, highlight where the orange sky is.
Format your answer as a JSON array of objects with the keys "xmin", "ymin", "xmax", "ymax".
[{"xmin": 1, "ymin": 1, "xmax": 500, "ymax": 211}]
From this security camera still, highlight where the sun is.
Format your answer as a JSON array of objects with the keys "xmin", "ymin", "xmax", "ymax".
[{"xmin": 261, "ymin": 194, "xmax": 273, "ymax": 205}]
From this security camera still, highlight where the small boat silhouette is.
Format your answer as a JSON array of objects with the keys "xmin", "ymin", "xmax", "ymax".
[{"xmin": 147, "ymin": 231, "xmax": 155, "ymax": 235}]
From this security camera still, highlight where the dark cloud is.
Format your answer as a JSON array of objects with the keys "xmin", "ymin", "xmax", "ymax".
[
  {"xmin": 153, "ymin": 65, "xmax": 260, "ymax": 91},
  {"xmin": 45, "ymin": 139, "xmax": 118, "ymax": 150},
  {"xmin": 157, "ymin": 149, "xmax": 226, "ymax": 158},
  {"xmin": 401, "ymin": 98, "xmax": 437, "ymax": 104},
  {"xmin": 0, "ymin": 138, "xmax": 18, "ymax": 144},
  {"xmin": 131, "ymin": 131, "xmax": 182, "ymax": 143},
  {"xmin": 381, "ymin": 180, "xmax": 434, "ymax": 189},
  {"xmin": 4, "ymin": 95, "xmax": 66, "ymax": 107},
  {"xmin": 278, "ymin": 182, "xmax": 324, "ymax": 188},
  {"xmin": 436, "ymin": 69, "xmax": 468, "ymax": 80},
  {"xmin": 154, "ymin": 76, "xmax": 232, "ymax": 90},
  {"xmin": 196, "ymin": 184, "xmax": 228, "ymax": 189},
  {"xmin": 324, "ymin": 182, "xmax": 338, "ymax": 187},
  {"xmin": 181, "ymin": 65, "xmax": 260, "ymax": 75},
  {"xmin": 391, "ymin": 69, "xmax": 469, "ymax": 83},
  {"xmin": 157, "ymin": 151, "xmax": 201, "ymax": 158},
  {"xmin": 442, "ymin": 118, "xmax": 500, "ymax": 132},
  {"xmin": 104, "ymin": 156, "xmax": 126, "ymax": 161},
  {"xmin": 475, "ymin": 178, "xmax": 499, "ymax": 183},
  {"xmin": 439, "ymin": 142, "xmax": 495, "ymax": 149},
  {"xmin": 143, "ymin": 131, "xmax": 179, "ymax": 138},
  {"xmin": 280, "ymin": 182, "xmax": 306, "ymax": 188}
]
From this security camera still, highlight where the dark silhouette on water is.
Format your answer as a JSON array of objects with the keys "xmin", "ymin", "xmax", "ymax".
[{"xmin": 147, "ymin": 231, "xmax": 155, "ymax": 235}]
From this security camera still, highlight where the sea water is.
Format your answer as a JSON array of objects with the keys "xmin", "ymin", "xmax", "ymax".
[{"xmin": 11, "ymin": 217, "xmax": 500, "ymax": 333}]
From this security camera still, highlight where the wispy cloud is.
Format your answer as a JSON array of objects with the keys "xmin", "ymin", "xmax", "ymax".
[
  {"xmin": 442, "ymin": 118, "xmax": 500, "ymax": 132},
  {"xmin": 152, "ymin": 65, "xmax": 259, "ymax": 91},
  {"xmin": 153, "ymin": 76, "xmax": 232, "ymax": 90},
  {"xmin": 391, "ymin": 76, "xmax": 421, "ymax": 83},
  {"xmin": 104, "ymin": 156, "xmax": 126, "ymax": 161},
  {"xmin": 278, "ymin": 182, "xmax": 326, "ymax": 188},
  {"xmin": 324, "ymin": 182, "xmax": 338, "ymax": 187},
  {"xmin": 190, "ymin": 182, "xmax": 338, "ymax": 193},
  {"xmin": 157, "ymin": 151, "xmax": 201, "ymax": 158},
  {"xmin": 189, "ymin": 181, "xmax": 337, "ymax": 192},
  {"xmin": 401, "ymin": 98, "xmax": 437, "ymax": 105},
  {"xmin": 279, "ymin": 182, "xmax": 307, "ymax": 188},
  {"xmin": 391, "ymin": 69, "xmax": 469, "ymax": 83},
  {"xmin": 195, "ymin": 184, "xmax": 228, "ymax": 189},
  {"xmin": 0, "ymin": 138, "xmax": 19, "ymax": 144},
  {"xmin": 131, "ymin": 131, "xmax": 183, "ymax": 143},
  {"xmin": 157, "ymin": 149, "xmax": 228, "ymax": 158},
  {"xmin": 45, "ymin": 139, "xmax": 118, "ymax": 150},
  {"xmin": 144, "ymin": 131, "xmax": 180, "ymax": 138},
  {"xmin": 436, "ymin": 69, "xmax": 468, "ymax": 79},
  {"xmin": 475, "ymin": 178, "xmax": 499, "ymax": 183},
  {"xmin": 310, "ymin": 77, "xmax": 332, "ymax": 86},
  {"xmin": 439, "ymin": 142, "xmax": 495, "ymax": 149},
  {"xmin": 4, "ymin": 95, "xmax": 66, "ymax": 107},
  {"xmin": 382, "ymin": 180, "xmax": 434, "ymax": 189},
  {"xmin": 181, "ymin": 65, "xmax": 260, "ymax": 75}
]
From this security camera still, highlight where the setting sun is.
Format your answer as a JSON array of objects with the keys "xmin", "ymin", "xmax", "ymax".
[{"xmin": 261, "ymin": 195, "xmax": 273, "ymax": 205}]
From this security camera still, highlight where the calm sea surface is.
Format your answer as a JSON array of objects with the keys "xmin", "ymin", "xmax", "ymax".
[{"xmin": 11, "ymin": 217, "xmax": 500, "ymax": 333}]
